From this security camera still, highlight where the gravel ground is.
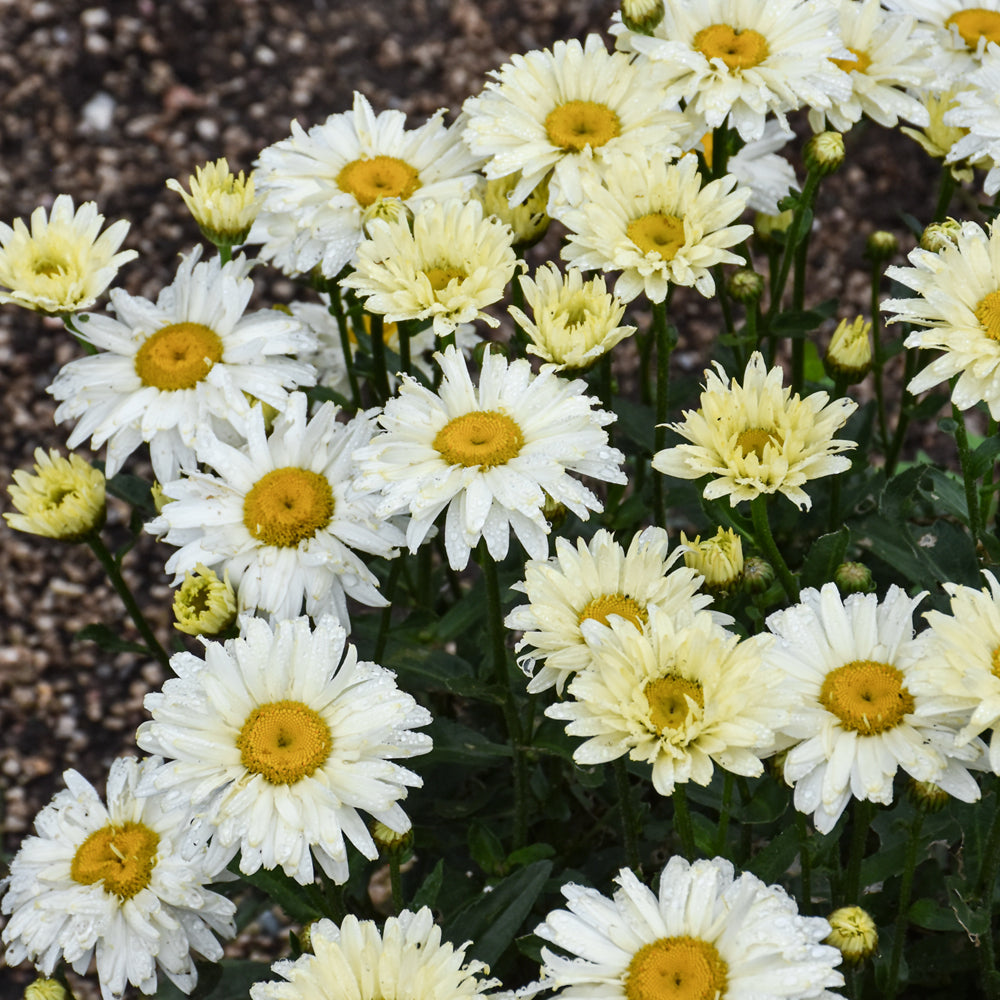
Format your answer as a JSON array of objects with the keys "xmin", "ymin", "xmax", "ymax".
[{"xmin": 0, "ymin": 0, "xmax": 944, "ymax": 995}]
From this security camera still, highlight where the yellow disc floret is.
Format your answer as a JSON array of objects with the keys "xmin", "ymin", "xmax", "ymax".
[
  {"xmin": 434, "ymin": 410, "xmax": 525, "ymax": 468},
  {"xmin": 645, "ymin": 676, "xmax": 705, "ymax": 733},
  {"xmin": 424, "ymin": 266, "xmax": 468, "ymax": 292},
  {"xmin": 134, "ymin": 321, "xmax": 224, "ymax": 391},
  {"xmin": 946, "ymin": 8, "xmax": 1000, "ymax": 49},
  {"xmin": 625, "ymin": 936, "xmax": 729, "ymax": 1000},
  {"xmin": 243, "ymin": 467, "xmax": 335, "ymax": 547},
  {"xmin": 70, "ymin": 821, "xmax": 160, "ymax": 900},
  {"xmin": 694, "ymin": 23, "xmax": 769, "ymax": 70},
  {"xmin": 627, "ymin": 214, "xmax": 686, "ymax": 260},
  {"xmin": 735, "ymin": 427, "xmax": 782, "ymax": 461},
  {"xmin": 577, "ymin": 593, "xmax": 648, "ymax": 630},
  {"xmin": 976, "ymin": 290, "xmax": 1000, "ymax": 341},
  {"xmin": 545, "ymin": 100, "xmax": 622, "ymax": 152},
  {"xmin": 336, "ymin": 155, "xmax": 421, "ymax": 207},
  {"xmin": 237, "ymin": 699, "xmax": 333, "ymax": 784},
  {"xmin": 832, "ymin": 48, "xmax": 872, "ymax": 74},
  {"xmin": 819, "ymin": 659, "xmax": 915, "ymax": 735}
]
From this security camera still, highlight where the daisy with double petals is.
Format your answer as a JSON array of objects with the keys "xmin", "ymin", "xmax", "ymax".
[
  {"xmin": 536, "ymin": 856, "xmax": 844, "ymax": 1000},
  {"xmin": 0, "ymin": 194, "xmax": 136, "ymax": 314},
  {"xmin": 1, "ymin": 757, "xmax": 235, "ymax": 1000},
  {"xmin": 505, "ymin": 527, "xmax": 715, "ymax": 694},
  {"xmin": 354, "ymin": 345, "xmax": 626, "ymax": 571},
  {"xmin": 249, "ymin": 91, "xmax": 482, "ymax": 279},
  {"xmin": 250, "ymin": 908, "xmax": 497, "ymax": 1000},
  {"xmin": 612, "ymin": 0, "xmax": 851, "ymax": 141},
  {"xmin": 48, "ymin": 246, "xmax": 316, "ymax": 482},
  {"xmin": 653, "ymin": 352, "xmax": 857, "ymax": 510},
  {"xmin": 462, "ymin": 34, "xmax": 687, "ymax": 208},
  {"xmin": 547, "ymin": 609, "xmax": 780, "ymax": 797},
  {"xmin": 555, "ymin": 151, "xmax": 752, "ymax": 303},
  {"xmin": 149, "ymin": 393, "xmax": 402, "ymax": 625},
  {"xmin": 883, "ymin": 219, "xmax": 1000, "ymax": 418},
  {"xmin": 764, "ymin": 583, "xmax": 982, "ymax": 834},
  {"xmin": 137, "ymin": 615, "xmax": 432, "ymax": 885}
]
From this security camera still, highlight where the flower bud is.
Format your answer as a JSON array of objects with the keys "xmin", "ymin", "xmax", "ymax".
[
  {"xmin": 864, "ymin": 230, "xmax": 898, "ymax": 262},
  {"xmin": 920, "ymin": 218, "xmax": 962, "ymax": 253},
  {"xmin": 681, "ymin": 527, "xmax": 744, "ymax": 595},
  {"xmin": 727, "ymin": 268, "xmax": 764, "ymax": 305},
  {"xmin": 361, "ymin": 197, "xmax": 414, "ymax": 238},
  {"xmin": 804, "ymin": 131, "xmax": 845, "ymax": 176},
  {"xmin": 372, "ymin": 820, "xmax": 414, "ymax": 855},
  {"xmin": 834, "ymin": 561, "xmax": 875, "ymax": 595},
  {"xmin": 825, "ymin": 906, "xmax": 878, "ymax": 963},
  {"xmin": 754, "ymin": 208, "xmax": 794, "ymax": 243},
  {"xmin": 824, "ymin": 317, "xmax": 872, "ymax": 384},
  {"xmin": 166, "ymin": 159, "xmax": 259, "ymax": 247},
  {"xmin": 742, "ymin": 555, "xmax": 775, "ymax": 595},
  {"xmin": 480, "ymin": 173, "xmax": 550, "ymax": 248},
  {"xmin": 173, "ymin": 563, "xmax": 238, "ymax": 637},
  {"xmin": 621, "ymin": 0, "xmax": 665, "ymax": 34},
  {"xmin": 24, "ymin": 979, "xmax": 68, "ymax": 1000},
  {"xmin": 908, "ymin": 778, "xmax": 950, "ymax": 812}
]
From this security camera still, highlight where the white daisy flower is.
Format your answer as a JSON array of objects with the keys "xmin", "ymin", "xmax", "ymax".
[
  {"xmin": 547, "ymin": 609, "xmax": 781, "ymax": 796},
  {"xmin": 882, "ymin": 219, "xmax": 1000, "ymax": 418},
  {"xmin": 250, "ymin": 908, "xmax": 497, "ymax": 1000},
  {"xmin": 507, "ymin": 264, "xmax": 636, "ymax": 371},
  {"xmin": 764, "ymin": 583, "xmax": 983, "ymax": 835},
  {"xmin": 505, "ymin": 527, "xmax": 717, "ymax": 695},
  {"xmin": 148, "ymin": 393, "xmax": 402, "ymax": 625},
  {"xmin": 910, "ymin": 570, "xmax": 1000, "ymax": 773},
  {"xmin": 353, "ymin": 345, "xmax": 626, "ymax": 571},
  {"xmin": 718, "ymin": 119, "xmax": 798, "ymax": 216},
  {"xmin": 248, "ymin": 91, "xmax": 482, "ymax": 279},
  {"xmin": 0, "ymin": 194, "xmax": 136, "ymax": 314},
  {"xmin": 136, "ymin": 615, "xmax": 432, "ymax": 885},
  {"xmin": 807, "ymin": 0, "xmax": 933, "ymax": 134},
  {"xmin": 652, "ymin": 352, "xmax": 857, "ymax": 510},
  {"xmin": 461, "ymin": 34, "xmax": 688, "ymax": 209},
  {"xmin": 1, "ymin": 757, "xmax": 236, "ymax": 1000},
  {"xmin": 341, "ymin": 198, "xmax": 518, "ymax": 337},
  {"xmin": 536, "ymin": 856, "xmax": 844, "ymax": 1000},
  {"xmin": 554, "ymin": 151, "xmax": 752, "ymax": 304},
  {"xmin": 943, "ymin": 43, "xmax": 1000, "ymax": 195},
  {"xmin": 885, "ymin": 0, "xmax": 1000, "ymax": 81},
  {"xmin": 612, "ymin": 0, "xmax": 852, "ymax": 142},
  {"xmin": 48, "ymin": 246, "xmax": 316, "ymax": 482}
]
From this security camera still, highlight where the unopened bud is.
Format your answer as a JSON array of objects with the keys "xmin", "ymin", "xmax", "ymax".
[
  {"xmin": 372, "ymin": 820, "xmax": 413, "ymax": 855},
  {"xmin": 681, "ymin": 527, "xmax": 744, "ymax": 595},
  {"xmin": 543, "ymin": 493, "xmax": 568, "ymax": 530},
  {"xmin": 24, "ymin": 980, "xmax": 67, "ymax": 1000},
  {"xmin": 834, "ymin": 561, "xmax": 875, "ymax": 595},
  {"xmin": 754, "ymin": 208, "xmax": 794, "ymax": 243},
  {"xmin": 908, "ymin": 778, "xmax": 950, "ymax": 812},
  {"xmin": 825, "ymin": 317, "xmax": 872, "ymax": 384},
  {"xmin": 621, "ymin": 0, "xmax": 665, "ymax": 34},
  {"xmin": 865, "ymin": 230, "xmax": 898, "ymax": 262},
  {"xmin": 727, "ymin": 268, "xmax": 764, "ymax": 304},
  {"xmin": 480, "ymin": 174, "xmax": 550, "ymax": 248},
  {"xmin": 804, "ymin": 131, "xmax": 845, "ymax": 176},
  {"xmin": 742, "ymin": 556, "xmax": 775, "ymax": 595},
  {"xmin": 825, "ymin": 906, "xmax": 878, "ymax": 963},
  {"xmin": 920, "ymin": 218, "xmax": 962, "ymax": 253},
  {"xmin": 173, "ymin": 564, "xmax": 238, "ymax": 637},
  {"xmin": 362, "ymin": 197, "xmax": 414, "ymax": 238}
]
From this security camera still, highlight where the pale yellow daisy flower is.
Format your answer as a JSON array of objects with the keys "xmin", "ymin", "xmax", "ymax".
[{"xmin": 166, "ymin": 158, "xmax": 259, "ymax": 246}]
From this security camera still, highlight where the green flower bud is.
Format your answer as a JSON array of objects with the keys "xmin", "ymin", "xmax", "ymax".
[
  {"xmin": 804, "ymin": 131, "xmax": 845, "ymax": 176},
  {"xmin": 743, "ymin": 556, "xmax": 775, "ymax": 594},
  {"xmin": 621, "ymin": 0, "xmax": 665, "ymax": 34},
  {"xmin": 727, "ymin": 268, "xmax": 764, "ymax": 304},
  {"xmin": 834, "ymin": 561, "xmax": 875, "ymax": 595}
]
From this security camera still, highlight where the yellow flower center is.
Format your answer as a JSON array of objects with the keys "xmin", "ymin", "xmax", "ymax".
[
  {"xmin": 70, "ymin": 821, "xmax": 160, "ymax": 900},
  {"xmin": 625, "ymin": 936, "xmax": 729, "ymax": 1000},
  {"xmin": 31, "ymin": 253, "xmax": 71, "ymax": 277},
  {"xmin": 700, "ymin": 132, "xmax": 714, "ymax": 170},
  {"xmin": 991, "ymin": 644, "xmax": 1000, "ymax": 679},
  {"xmin": 645, "ymin": 675, "xmax": 704, "ymax": 733},
  {"xmin": 946, "ymin": 8, "xmax": 1000, "ymax": 48},
  {"xmin": 694, "ymin": 23, "xmax": 770, "ymax": 71},
  {"xmin": 735, "ymin": 427, "xmax": 782, "ymax": 461},
  {"xmin": 976, "ymin": 290, "xmax": 1000, "ymax": 341},
  {"xmin": 627, "ymin": 214, "xmax": 686, "ymax": 260},
  {"xmin": 832, "ymin": 47, "xmax": 872, "ymax": 74},
  {"xmin": 134, "ymin": 322, "xmax": 224, "ymax": 391},
  {"xmin": 433, "ymin": 410, "xmax": 525, "ymax": 469},
  {"xmin": 577, "ymin": 593, "xmax": 648, "ymax": 630},
  {"xmin": 237, "ymin": 699, "xmax": 333, "ymax": 784},
  {"xmin": 336, "ymin": 155, "xmax": 421, "ymax": 208},
  {"xmin": 819, "ymin": 659, "xmax": 915, "ymax": 735},
  {"xmin": 545, "ymin": 100, "xmax": 622, "ymax": 152},
  {"xmin": 424, "ymin": 266, "xmax": 468, "ymax": 291},
  {"xmin": 242, "ymin": 467, "xmax": 335, "ymax": 547}
]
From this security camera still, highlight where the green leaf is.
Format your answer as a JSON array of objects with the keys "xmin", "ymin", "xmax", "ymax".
[
  {"xmin": 506, "ymin": 842, "xmax": 556, "ymax": 867},
  {"xmin": 969, "ymin": 435, "xmax": 1000, "ymax": 480},
  {"xmin": 443, "ymin": 860, "xmax": 553, "ymax": 967},
  {"xmin": 75, "ymin": 623, "xmax": 152, "ymax": 656},
  {"xmin": 411, "ymin": 859, "xmax": 445, "ymax": 911},
  {"xmin": 434, "ymin": 579, "xmax": 487, "ymax": 642},
  {"xmin": 613, "ymin": 396, "xmax": 656, "ymax": 454},
  {"xmin": 228, "ymin": 862, "xmax": 326, "ymax": 924},
  {"xmin": 800, "ymin": 527, "xmax": 850, "ymax": 589},
  {"xmin": 469, "ymin": 821, "xmax": 506, "ymax": 875},
  {"xmin": 745, "ymin": 823, "xmax": 800, "ymax": 884},
  {"xmin": 153, "ymin": 959, "xmax": 273, "ymax": 999},
  {"xmin": 383, "ymin": 642, "xmax": 501, "ymax": 701},
  {"xmin": 428, "ymin": 717, "xmax": 513, "ymax": 763},
  {"xmin": 106, "ymin": 472, "xmax": 156, "ymax": 513},
  {"xmin": 306, "ymin": 384, "xmax": 353, "ymax": 410}
]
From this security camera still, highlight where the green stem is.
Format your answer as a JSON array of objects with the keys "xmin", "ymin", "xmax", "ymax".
[
  {"xmin": 750, "ymin": 495, "xmax": 799, "ymax": 601},
  {"xmin": 885, "ymin": 347, "xmax": 919, "ymax": 477},
  {"xmin": 85, "ymin": 534, "xmax": 170, "ymax": 669},
  {"xmin": 389, "ymin": 852, "xmax": 403, "ymax": 915},
  {"xmin": 218, "ymin": 242, "xmax": 233, "ymax": 264},
  {"xmin": 477, "ymin": 542, "xmax": 528, "ymax": 848},
  {"xmin": 653, "ymin": 295, "xmax": 674, "ymax": 529},
  {"xmin": 790, "ymin": 220, "xmax": 812, "ymax": 396},
  {"xmin": 975, "ymin": 795, "xmax": 1000, "ymax": 997},
  {"xmin": 843, "ymin": 799, "xmax": 875, "ymax": 906},
  {"xmin": 397, "ymin": 319, "xmax": 412, "ymax": 375},
  {"xmin": 885, "ymin": 813, "xmax": 923, "ymax": 1000},
  {"xmin": 796, "ymin": 809, "xmax": 814, "ymax": 915},
  {"xmin": 764, "ymin": 171, "xmax": 820, "ymax": 333},
  {"xmin": 614, "ymin": 757, "xmax": 642, "ymax": 873},
  {"xmin": 672, "ymin": 784, "xmax": 696, "ymax": 859},
  {"xmin": 327, "ymin": 283, "xmax": 361, "ymax": 408},
  {"xmin": 869, "ymin": 260, "xmax": 891, "ymax": 456},
  {"xmin": 63, "ymin": 314, "xmax": 98, "ymax": 356},
  {"xmin": 369, "ymin": 312, "xmax": 390, "ymax": 400},
  {"xmin": 710, "ymin": 120, "xmax": 730, "ymax": 179},
  {"xmin": 374, "ymin": 558, "xmax": 403, "ymax": 662},
  {"xmin": 933, "ymin": 167, "xmax": 957, "ymax": 223},
  {"xmin": 952, "ymin": 399, "xmax": 983, "ymax": 547},
  {"xmin": 716, "ymin": 772, "xmax": 734, "ymax": 855}
]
